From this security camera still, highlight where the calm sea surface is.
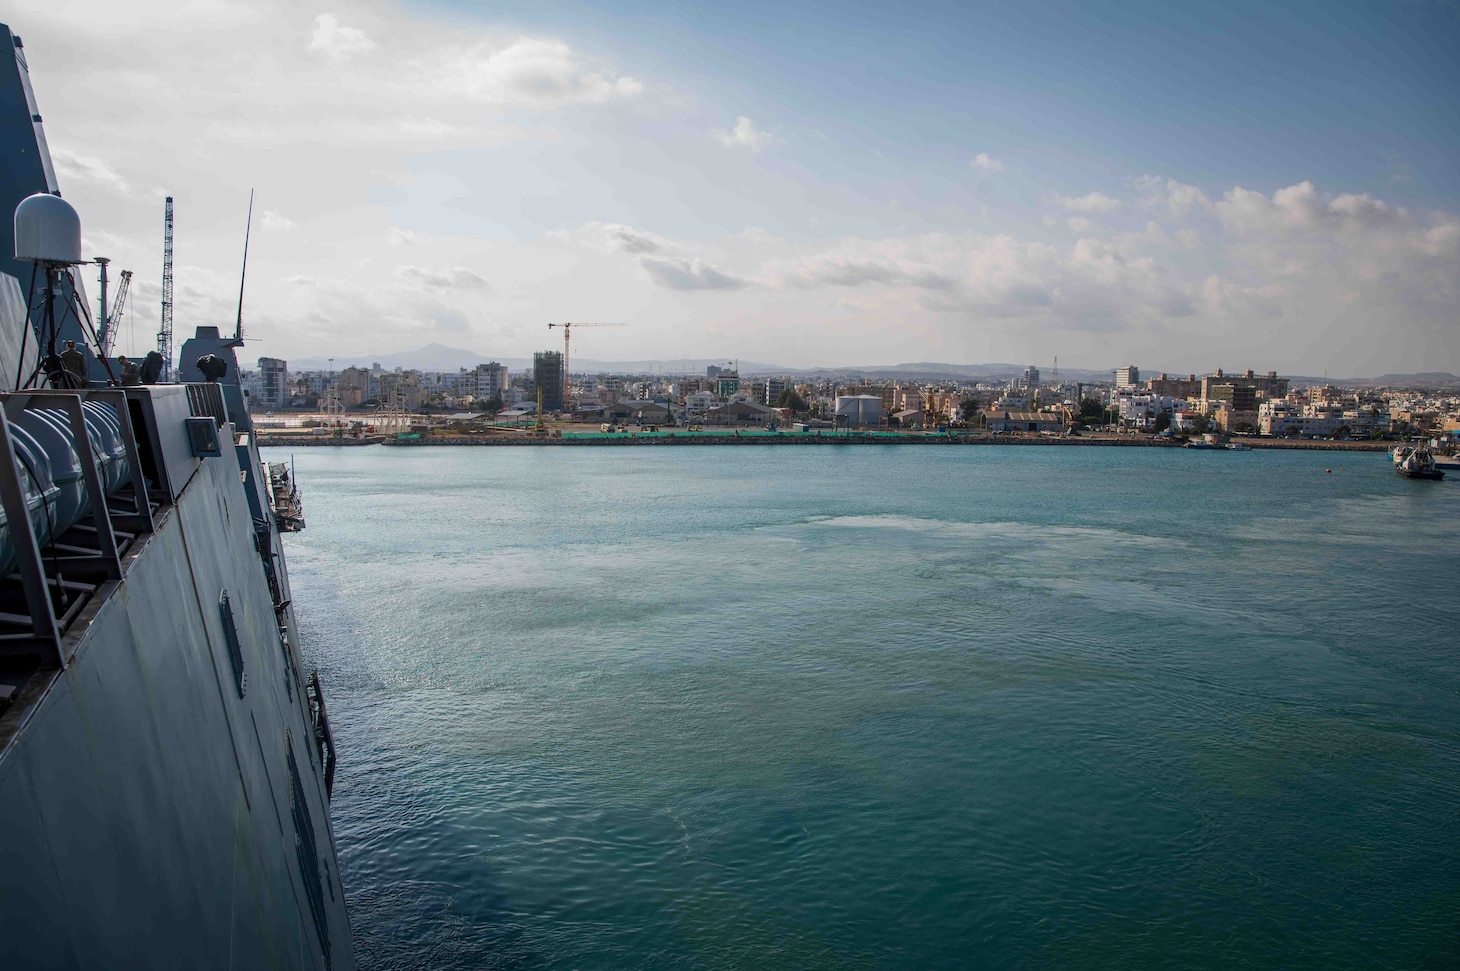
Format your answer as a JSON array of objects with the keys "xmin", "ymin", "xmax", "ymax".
[{"xmin": 268, "ymin": 444, "xmax": 1460, "ymax": 970}]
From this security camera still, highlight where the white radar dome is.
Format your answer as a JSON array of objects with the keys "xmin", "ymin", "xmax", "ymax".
[{"xmin": 14, "ymin": 192, "xmax": 82, "ymax": 266}]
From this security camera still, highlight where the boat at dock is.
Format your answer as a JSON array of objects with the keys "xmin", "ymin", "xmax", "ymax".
[{"xmin": 1396, "ymin": 448, "xmax": 1445, "ymax": 481}]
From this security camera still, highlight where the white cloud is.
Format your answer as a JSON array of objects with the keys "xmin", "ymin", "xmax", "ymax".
[
  {"xmin": 767, "ymin": 254, "xmax": 954, "ymax": 291},
  {"xmin": 1216, "ymin": 180, "xmax": 1408, "ymax": 235},
  {"xmin": 22, "ymin": 0, "xmax": 1457, "ymax": 374},
  {"xmin": 639, "ymin": 257, "xmax": 746, "ymax": 291},
  {"xmin": 423, "ymin": 38, "xmax": 643, "ymax": 107},
  {"xmin": 560, "ymin": 221, "xmax": 669, "ymax": 254},
  {"xmin": 971, "ymin": 152, "xmax": 1005, "ymax": 173},
  {"xmin": 557, "ymin": 222, "xmax": 743, "ymax": 291},
  {"xmin": 308, "ymin": 14, "xmax": 377, "ymax": 62},
  {"xmin": 714, "ymin": 116, "xmax": 772, "ymax": 152},
  {"xmin": 51, "ymin": 148, "xmax": 128, "ymax": 194},
  {"xmin": 1056, "ymin": 191, "xmax": 1123, "ymax": 214},
  {"xmin": 1133, "ymin": 175, "xmax": 1213, "ymax": 221},
  {"xmin": 260, "ymin": 210, "xmax": 295, "ymax": 232},
  {"xmin": 396, "ymin": 265, "xmax": 491, "ymax": 290}
]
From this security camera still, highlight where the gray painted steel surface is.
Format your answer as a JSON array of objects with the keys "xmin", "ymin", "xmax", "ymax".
[{"xmin": 0, "ymin": 18, "xmax": 354, "ymax": 969}]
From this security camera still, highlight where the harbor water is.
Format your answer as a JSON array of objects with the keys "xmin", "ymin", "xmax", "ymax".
[{"xmin": 272, "ymin": 444, "xmax": 1460, "ymax": 969}]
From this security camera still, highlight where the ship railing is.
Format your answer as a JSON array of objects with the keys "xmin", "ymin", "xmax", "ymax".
[
  {"xmin": 0, "ymin": 389, "xmax": 157, "ymax": 675},
  {"xmin": 305, "ymin": 670, "xmax": 337, "ymax": 799},
  {"xmin": 185, "ymin": 382, "xmax": 230, "ymax": 427}
]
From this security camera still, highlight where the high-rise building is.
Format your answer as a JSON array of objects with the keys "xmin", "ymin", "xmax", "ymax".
[
  {"xmin": 337, "ymin": 366, "xmax": 369, "ymax": 407},
  {"xmin": 1024, "ymin": 365, "xmax": 1041, "ymax": 388},
  {"xmin": 1148, "ymin": 373, "xmax": 1200, "ymax": 398},
  {"xmin": 1115, "ymin": 365, "xmax": 1140, "ymax": 390},
  {"xmin": 473, "ymin": 362, "xmax": 508, "ymax": 400},
  {"xmin": 256, "ymin": 357, "xmax": 288, "ymax": 410},
  {"xmin": 533, "ymin": 351, "xmax": 564, "ymax": 409}
]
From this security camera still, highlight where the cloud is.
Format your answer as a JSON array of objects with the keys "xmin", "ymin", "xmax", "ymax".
[
  {"xmin": 1056, "ymin": 191, "xmax": 1123, "ymax": 214},
  {"xmin": 308, "ymin": 14, "xmax": 377, "ymax": 62},
  {"xmin": 388, "ymin": 228, "xmax": 426, "ymax": 246},
  {"xmin": 1133, "ymin": 175, "xmax": 1213, "ymax": 221},
  {"xmin": 1067, "ymin": 217, "xmax": 1094, "ymax": 233},
  {"xmin": 770, "ymin": 255, "xmax": 954, "ymax": 290},
  {"xmin": 260, "ymin": 210, "xmax": 295, "ymax": 231},
  {"xmin": 714, "ymin": 116, "xmax": 772, "ymax": 152},
  {"xmin": 557, "ymin": 221, "xmax": 743, "ymax": 291},
  {"xmin": 639, "ymin": 257, "xmax": 746, "ymax": 290},
  {"xmin": 396, "ymin": 265, "xmax": 491, "ymax": 289},
  {"xmin": 423, "ymin": 38, "xmax": 643, "ymax": 107},
  {"xmin": 971, "ymin": 152, "xmax": 1004, "ymax": 173},
  {"xmin": 51, "ymin": 147, "xmax": 128, "ymax": 193},
  {"xmin": 1216, "ymin": 180, "xmax": 1407, "ymax": 235},
  {"xmin": 563, "ymin": 221, "xmax": 668, "ymax": 254}
]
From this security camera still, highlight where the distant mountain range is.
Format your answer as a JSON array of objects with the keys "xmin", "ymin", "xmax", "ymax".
[{"xmin": 287, "ymin": 344, "xmax": 1460, "ymax": 389}]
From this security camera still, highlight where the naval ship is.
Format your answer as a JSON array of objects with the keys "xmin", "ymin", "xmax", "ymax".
[{"xmin": 0, "ymin": 23, "xmax": 355, "ymax": 969}]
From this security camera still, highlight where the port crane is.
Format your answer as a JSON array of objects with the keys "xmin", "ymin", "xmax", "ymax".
[
  {"xmin": 158, "ymin": 196, "xmax": 174, "ymax": 381},
  {"xmin": 91, "ymin": 258, "xmax": 132, "ymax": 357},
  {"xmin": 547, "ymin": 322, "xmax": 626, "ymax": 404},
  {"xmin": 98, "ymin": 269, "xmax": 131, "ymax": 357}
]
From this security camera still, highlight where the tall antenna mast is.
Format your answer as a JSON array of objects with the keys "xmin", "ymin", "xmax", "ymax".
[
  {"xmin": 235, "ymin": 189, "xmax": 253, "ymax": 341},
  {"xmin": 158, "ymin": 195, "xmax": 174, "ymax": 381}
]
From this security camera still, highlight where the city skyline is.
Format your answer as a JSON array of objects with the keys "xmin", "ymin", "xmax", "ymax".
[{"xmin": 18, "ymin": 0, "xmax": 1460, "ymax": 375}]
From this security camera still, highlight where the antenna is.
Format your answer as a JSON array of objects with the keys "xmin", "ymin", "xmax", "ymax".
[
  {"xmin": 13, "ymin": 192, "xmax": 116, "ymax": 388},
  {"xmin": 94, "ymin": 256, "xmax": 110, "ymax": 328},
  {"xmin": 235, "ymin": 189, "xmax": 254, "ymax": 341},
  {"xmin": 158, "ymin": 196, "xmax": 174, "ymax": 382}
]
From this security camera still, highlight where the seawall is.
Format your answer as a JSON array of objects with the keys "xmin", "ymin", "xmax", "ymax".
[{"xmin": 251, "ymin": 433, "xmax": 1392, "ymax": 452}]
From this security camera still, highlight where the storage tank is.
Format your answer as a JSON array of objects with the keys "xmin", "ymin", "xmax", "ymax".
[
  {"xmin": 855, "ymin": 395, "xmax": 882, "ymax": 428},
  {"xmin": 834, "ymin": 395, "xmax": 883, "ymax": 428}
]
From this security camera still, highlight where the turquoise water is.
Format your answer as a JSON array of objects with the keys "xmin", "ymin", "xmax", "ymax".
[{"xmin": 271, "ymin": 445, "xmax": 1460, "ymax": 969}]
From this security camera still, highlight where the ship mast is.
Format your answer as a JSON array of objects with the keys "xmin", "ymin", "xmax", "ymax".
[{"xmin": 235, "ymin": 189, "xmax": 253, "ymax": 342}]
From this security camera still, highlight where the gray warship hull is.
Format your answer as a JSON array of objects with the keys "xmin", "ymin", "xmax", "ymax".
[{"xmin": 0, "ymin": 22, "xmax": 354, "ymax": 970}]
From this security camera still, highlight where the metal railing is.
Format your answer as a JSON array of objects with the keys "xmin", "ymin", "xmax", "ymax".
[
  {"xmin": 185, "ymin": 382, "xmax": 229, "ymax": 426},
  {"xmin": 0, "ymin": 389, "xmax": 155, "ymax": 671}
]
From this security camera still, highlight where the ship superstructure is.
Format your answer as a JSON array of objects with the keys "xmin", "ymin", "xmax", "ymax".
[{"xmin": 0, "ymin": 23, "xmax": 353, "ymax": 969}]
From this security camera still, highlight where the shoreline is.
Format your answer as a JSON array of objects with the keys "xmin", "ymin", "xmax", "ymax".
[{"xmin": 258, "ymin": 433, "xmax": 1394, "ymax": 452}]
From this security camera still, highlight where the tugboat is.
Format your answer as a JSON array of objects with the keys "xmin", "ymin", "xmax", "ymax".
[{"xmin": 1396, "ymin": 448, "xmax": 1445, "ymax": 480}]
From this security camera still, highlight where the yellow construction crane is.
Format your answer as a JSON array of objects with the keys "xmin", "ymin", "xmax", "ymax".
[
  {"xmin": 533, "ymin": 386, "xmax": 549, "ymax": 437},
  {"xmin": 547, "ymin": 322, "xmax": 626, "ymax": 403}
]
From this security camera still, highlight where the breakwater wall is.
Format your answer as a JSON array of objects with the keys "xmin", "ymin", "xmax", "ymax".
[
  {"xmin": 352, "ymin": 434, "xmax": 1390, "ymax": 452},
  {"xmin": 255, "ymin": 432, "xmax": 1392, "ymax": 453}
]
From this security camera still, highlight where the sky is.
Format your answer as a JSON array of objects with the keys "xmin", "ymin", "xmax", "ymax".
[{"xmin": 7, "ymin": 0, "xmax": 1459, "ymax": 375}]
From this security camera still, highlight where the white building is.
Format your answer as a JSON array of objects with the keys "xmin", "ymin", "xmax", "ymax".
[
  {"xmin": 763, "ymin": 377, "xmax": 787, "ymax": 405},
  {"xmin": 256, "ymin": 357, "xmax": 288, "ymax": 410},
  {"xmin": 1117, "ymin": 393, "xmax": 1187, "ymax": 428},
  {"xmin": 1258, "ymin": 400, "xmax": 1390, "ymax": 438},
  {"xmin": 683, "ymin": 391, "xmax": 717, "ymax": 418},
  {"xmin": 472, "ymin": 362, "xmax": 508, "ymax": 399}
]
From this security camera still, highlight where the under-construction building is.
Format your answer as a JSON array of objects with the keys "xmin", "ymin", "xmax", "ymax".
[{"xmin": 533, "ymin": 351, "xmax": 563, "ymax": 409}]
